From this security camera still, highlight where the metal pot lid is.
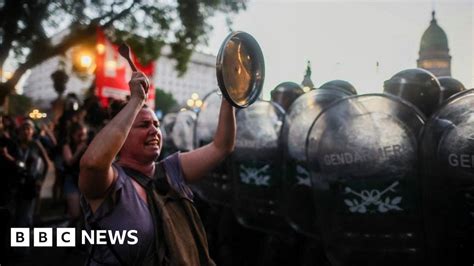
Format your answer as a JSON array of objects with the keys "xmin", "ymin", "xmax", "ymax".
[{"xmin": 216, "ymin": 31, "xmax": 265, "ymax": 108}]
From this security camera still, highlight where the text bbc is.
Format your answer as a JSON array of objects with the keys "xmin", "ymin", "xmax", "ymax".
[{"xmin": 11, "ymin": 228, "xmax": 138, "ymax": 247}]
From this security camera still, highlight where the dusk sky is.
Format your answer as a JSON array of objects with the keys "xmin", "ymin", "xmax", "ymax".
[{"xmin": 200, "ymin": 0, "xmax": 473, "ymax": 99}]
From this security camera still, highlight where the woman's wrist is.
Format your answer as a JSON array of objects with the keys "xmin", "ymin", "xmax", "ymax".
[{"xmin": 128, "ymin": 96, "xmax": 146, "ymax": 107}]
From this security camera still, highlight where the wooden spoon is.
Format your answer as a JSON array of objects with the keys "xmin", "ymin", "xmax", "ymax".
[
  {"xmin": 118, "ymin": 42, "xmax": 149, "ymax": 93},
  {"xmin": 118, "ymin": 43, "xmax": 138, "ymax": 72}
]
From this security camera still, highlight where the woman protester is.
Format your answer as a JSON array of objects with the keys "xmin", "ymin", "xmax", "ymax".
[{"xmin": 80, "ymin": 72, "xmax": 235, "ymax": 265}]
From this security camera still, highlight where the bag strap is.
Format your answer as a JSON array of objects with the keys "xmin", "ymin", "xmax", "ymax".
[
  {"xmin": 122, "ymin": 163, "xmax": 168, "ymax": 265},
  {"xmin": 85, "ymin": 242, "xmax": 95, "ymax": 266},
  {"xmin": 87, "ymin": 222, "xmax": 127, "ymax": 266},
  {"xmin": 123, "ymin": 163, "xmax": 210, "ymax": 266}
]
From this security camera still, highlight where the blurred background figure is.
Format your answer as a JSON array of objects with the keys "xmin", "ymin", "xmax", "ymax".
[
  {"xmin": 62, "ymin": 122, "xmax": 88, "ymax": 225},
  {"xmin": 1, "ymin": 120, "xmax": 50, "ymax": 227},
  {"xmin": 50, "ymin": 70, "xmax": 69, "ymax": 125}
]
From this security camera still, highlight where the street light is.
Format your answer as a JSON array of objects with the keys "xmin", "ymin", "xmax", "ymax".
[
  {"xmin": 186, "ymin": 93, "xmax": 202, "ymax": 112},
  {"xmin": 96, "ymin": 43, "xmax": 106, "ymax": 55},
  {"xmin": 71, "ymin": 45, "xmax": 96, "ymax": 75},
  {"xmin": 80, "ymin": 54, "xmax": 93, "ymax": 68},
  {"xmin": 0, "ymin": 70, "xmax": 12, "ymax": 82},
  {"xmin": 29, "ymin": 109, "xmax": 47, "ymax": 120}
]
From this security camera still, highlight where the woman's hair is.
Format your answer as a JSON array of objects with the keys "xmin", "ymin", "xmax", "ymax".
[{"xmin": 109, "ymin": 99, "xmax": 149, "ymax": 119}]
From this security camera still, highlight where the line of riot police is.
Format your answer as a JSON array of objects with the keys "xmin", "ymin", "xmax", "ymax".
[{"xmin": 160, "ymin": 68, "xmax": 472, "ymax": 266}]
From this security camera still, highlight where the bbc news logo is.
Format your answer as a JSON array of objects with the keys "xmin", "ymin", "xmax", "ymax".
[{"xmin": 11, "ymin": 228, "xmax": 138, "ymax": 247}]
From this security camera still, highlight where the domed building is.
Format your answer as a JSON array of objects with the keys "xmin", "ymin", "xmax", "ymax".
[{"xmin": 417, "ymin": 11, "xmax": 451, "ymax": 77}]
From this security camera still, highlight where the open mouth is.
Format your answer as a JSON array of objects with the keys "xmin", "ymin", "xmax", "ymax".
[{"xmin": 145, "ymin": 139, "xmax": 160, "ymax": 146}]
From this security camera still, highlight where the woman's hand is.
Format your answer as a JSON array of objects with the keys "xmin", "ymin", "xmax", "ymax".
[
  {"xmin": 128, "ymin": 72, "xmax": 150, "ymax": 102},
  {"xmin": 0, "ymin": 147, "xmax": 13, "ymax": 161}
]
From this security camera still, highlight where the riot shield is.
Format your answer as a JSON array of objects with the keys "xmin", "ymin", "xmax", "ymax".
[
  {"xmin": 160, "ymin": 113, "xmax": 178, "ymax": 159},
  {"xmin": 307, "ymin": 94, "xmax": 425, "ymax": 265},
  {"xmin": 231, "ymin": 100, "xmax": 289, "ymax": 235},
  {"xmin": 421, "ymin": 89, "xmax": 474, "ymax": 265},
  {"xmin": 170, "ymin": 110, "xmax": 196, "ymax": 152},
  {"xmin": 191, "ymin": 90, "xmax": 233, "ymax": 206},
  {"xmin": 281, "ymin": 88, "xmax": 352, "ymax": 238}
]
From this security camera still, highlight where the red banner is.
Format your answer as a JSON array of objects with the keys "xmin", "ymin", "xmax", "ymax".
[{"xmin": 95, "ymin": 28, "xmax": 155, "ymax": 109}]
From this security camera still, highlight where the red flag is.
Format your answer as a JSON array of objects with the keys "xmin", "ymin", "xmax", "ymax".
[{"xmin": 95, "ymin": 28, "xmax": 155, "ymax": 109}]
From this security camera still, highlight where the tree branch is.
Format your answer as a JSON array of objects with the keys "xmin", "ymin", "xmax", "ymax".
[
  {"xmin": 3, "ymin": 0, "xmax": 139, "ymax": 90},
  {"xmin": 100, "ymin": 0, "xmax": 139, "ymax": 29},
  {"xmin": 6, "ymin": 23, "xmax": 97, "ymax": 89},
  {"xmin": 0, "ymin": 0, "xmax": 23, "ymax": 69}
]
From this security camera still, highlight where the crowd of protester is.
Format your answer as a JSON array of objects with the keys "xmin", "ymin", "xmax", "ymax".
[{"xmin": 0, "ymin": 91, "xmax": 128, "ymax": 259}]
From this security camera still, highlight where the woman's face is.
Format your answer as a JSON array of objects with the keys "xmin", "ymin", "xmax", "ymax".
[{"xmin": 120, "ymin": 108, "xmax": 163, "ymax": 163}]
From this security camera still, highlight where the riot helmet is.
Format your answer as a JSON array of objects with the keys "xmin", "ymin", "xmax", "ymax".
[
  {"xmin": 319, "ymin": 79, "xmax": 357, "ymax": 95},
  {"xmin": 270, "ymin": 81, "xmax": 304, "ymax": 111},
  {"xmin": 384, "ymin": 68, "xmax": 441, "ymax": 117},
  {"xmin": 438, "ymin": 76, "xmax": 466, "ymax": 103}
]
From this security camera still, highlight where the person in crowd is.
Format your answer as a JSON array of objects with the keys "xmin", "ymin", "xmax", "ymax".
[
  {"xmin": 1, "ymin": 119, "xmax": 50, "ymax": 227},
  {"xmin": 38, "ymin": 121, "xmax": 57, "ymax": 160},
  {"xmin": 53, "ymin": 105, "xmax": 83, "ymax": 204},
  {"xmin": 79, "ymin": 72, "xmax": 236, "ymax": 265},
  {"xmin": 63, "ymin": 122, "xmax": 88, "ymax": 224},
  {"xmin": 0, "ymin": 115, "xmax": 17, "ymax": 206},
  {"xmin": 2, "ymin": 115, "xmax": 17, "ymax": 139}
]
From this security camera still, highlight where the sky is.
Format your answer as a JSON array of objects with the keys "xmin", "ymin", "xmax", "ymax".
[{"xmin": 199, "ymin": 0, "xmax": 473, "ymax": 99}]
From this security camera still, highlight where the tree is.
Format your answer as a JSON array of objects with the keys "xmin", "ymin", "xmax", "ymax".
[
  {"xmin": 155, "ymin": 87, "xmax": 178, "ymax": 115},
  {"xmin": 0, "ymin": 0, "xmax": 246, "ymax": 105},
  {"xmin": 7, "ymin": 93, "xmax": 32, "ymax": 116}
]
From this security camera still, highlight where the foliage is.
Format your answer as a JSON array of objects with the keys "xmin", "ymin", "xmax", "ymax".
[
  {"xmin": 7, "ymin": 93, "xmax": 32, "ymax": 116},
  {"xmin": 155, "ymin": 87, "xmax": 177, "ymax": 115},
  {"xmin": 0, "ymin": 0, "xmax": 247, "ymax": 101}
]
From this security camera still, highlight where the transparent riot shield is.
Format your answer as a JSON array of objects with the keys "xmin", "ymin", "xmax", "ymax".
[
  {"xmin": 281, "ymin": 88, "xmax": 352, "ymax": 238},
  {"xmin": 170, "ymin": 110, "xmax": 196, "ymax": 152},
  {"xmin": 159, "ymin": 112, "xmax": 178, "ymax": 159},
  {"xmin": 421, "ymin": 89, "xmax": 474, "ymax": 265},
  {"xmin": 191, "ymin": 90, "xmax": 233, "ymax": 206},
  {"xmin": 231, "ymin": 100, "xmax": 288, "ymax": 235},
  {"xmin": 307, "ymin": 94, "xmax": 425, "ymax": 265}
]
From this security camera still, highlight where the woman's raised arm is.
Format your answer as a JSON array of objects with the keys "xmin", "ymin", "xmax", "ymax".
[
  {"xmin": 179, "ymin": 98, "xmax": 236, "ymax": 183},
  {"xmin": 79, "ymin": 72, "xmax": 149, "ymax": 200}
]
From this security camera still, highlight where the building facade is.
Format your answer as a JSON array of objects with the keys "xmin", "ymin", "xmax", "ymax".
[
  {"xmin": 22, "ymin": 46, "xmax": 218, "ymax": 110},
  {"xmin": 153, "ymin": 46, "xmax": 218, "ymax": 105},
  {"xmin": 22, "ymin": 56, "xmax": 93, "ymax": 110}
]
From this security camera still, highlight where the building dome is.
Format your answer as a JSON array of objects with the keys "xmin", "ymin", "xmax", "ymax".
[
  {"xmin": 417, "ymin": 11, "xmax": 451, "ymax": 77},
  {"xmin": 420, "ymin": 11, "xmax": 449, "ymax": 51}
]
